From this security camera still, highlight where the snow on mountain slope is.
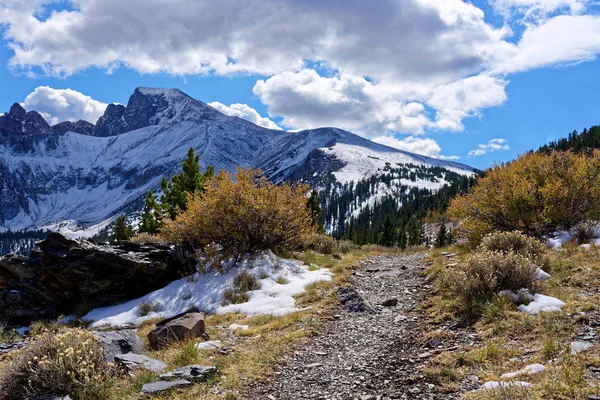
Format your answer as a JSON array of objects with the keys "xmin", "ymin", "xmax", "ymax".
[{"xmin": 0, "ymin": 87, "xmax": 476, "ymax": 233}]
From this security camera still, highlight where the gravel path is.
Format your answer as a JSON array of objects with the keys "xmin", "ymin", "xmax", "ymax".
[{"xmin": 251, "ymin": 254, "xmax": 468, "ymax": 400}]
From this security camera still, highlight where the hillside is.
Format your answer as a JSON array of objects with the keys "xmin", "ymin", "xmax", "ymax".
[{"xmin": 0, "ymin": 87, "xmax": 475, "ymax": 238}]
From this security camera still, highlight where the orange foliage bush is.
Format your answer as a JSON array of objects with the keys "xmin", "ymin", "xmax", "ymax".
[
  {"xmin": 161, "ymin": 167, "xmax": 316, "ymax": 255},
  {"xmin": 449, "ymin": 150, "xmax": 600, "ymax": 244}
]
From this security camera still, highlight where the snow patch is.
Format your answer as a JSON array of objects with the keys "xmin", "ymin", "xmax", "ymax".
[
  {"xmin": 481, "ymin": 381, "xmax": 532, "ymax": 390},
  {"xmin": 500, "ymin": 363, "xmax": 545, "ymax": 379},
  {"xmin": 82, "ymin": 251, "xmax": 332, "ymax": 327}
]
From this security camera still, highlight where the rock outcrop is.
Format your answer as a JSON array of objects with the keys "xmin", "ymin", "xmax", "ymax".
[{"xmin": 0, "ymin": 233, "xmax": 195, "ymax": 325}]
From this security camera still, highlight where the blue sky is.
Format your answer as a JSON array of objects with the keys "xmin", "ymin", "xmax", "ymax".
[{"xmin": 1, "ymin": 0, "xmax": 599, "ymax": 169}]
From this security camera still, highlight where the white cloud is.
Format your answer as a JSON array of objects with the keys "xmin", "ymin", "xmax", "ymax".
[
  {"xmin": 468, "ymin": 138, "xmax": 510, "ymax": 156},
  {"xmin": 372, "ymin": 135, "xmax": 459, "ymax": 160},
  {"xmin": 22, "ymin": 86, "xmax": 108, "ymax": 124},
  {"xmin": 208, "ymin": 102, "xmax": 281, "ymax": 130},
  {"xmin": 1, "ymin": 0, "xmax": 599, "ymax": 140},
  {"xmin": 373, "ymin": 135, "xmax": 441, "ymax": 157}
]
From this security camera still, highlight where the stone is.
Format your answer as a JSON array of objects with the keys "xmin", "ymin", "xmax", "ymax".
[
  {"xmin": 337, "ymin": 287, "xmax": 376, "ymax": 313},
  {"xmin": 380, "ymin": 298, "xmax": 398, "ymax": 307},
  {"xmin": 93, "ymin": 329, "xmax": 143, "ymax": 362},
  {"xmin": 115, "ymin": 353, "xmax": 168, "ymax": 375},
  {"xmin": 159, "ymin": 365, "xmax": 217, "ymax": 382},
  {"xmin": 195, "ymin": 340, "xmax": 223, "ymax": 351},
  {"xmin": 426, "ymin": 338, "xmax": 442, "ymax": 348},
  {"xmin": 140, "ymin": 379, "xmax": 192, "ymax": 395},
  {"xmin": 304, "ymin": 363, "xmax": 323, "ymax": 368},
  {"xmin": 571, "ymin": 341, "xmax": 594, "ymax": 355},
  {"xmin": 148, "ymin": 310, "xmax": 207, "ymax": 349}
]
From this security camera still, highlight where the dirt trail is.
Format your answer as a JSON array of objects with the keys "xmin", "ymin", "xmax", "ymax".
[{"xmin": 251, "ymin": 254, "xmax": 469, "ymax": 400}]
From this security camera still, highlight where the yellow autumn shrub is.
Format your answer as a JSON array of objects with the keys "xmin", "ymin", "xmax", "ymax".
[
  {"xmin": 449, "ymin": 150, "xmax": 600, "ymax": 245},
  {"xmin": 161, "ymin": 167, "xmax": 316, "ymax": 255}
]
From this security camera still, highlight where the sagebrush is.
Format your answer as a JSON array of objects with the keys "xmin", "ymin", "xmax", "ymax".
[
  {"xmin": 441, "ymin": 250, "xmax": 539, "ymax": 307},
  {"xmin": 478, "ymin": 231, "xmax": 549, "ymax": 268},
  {"xmin": 0, "ymin": 328, "xmax": 116, "ymax": 400}
]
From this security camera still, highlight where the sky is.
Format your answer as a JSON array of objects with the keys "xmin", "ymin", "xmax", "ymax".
[{"xmin": 0, "ymin": 0, "xmax": 599, "ymax": 169}]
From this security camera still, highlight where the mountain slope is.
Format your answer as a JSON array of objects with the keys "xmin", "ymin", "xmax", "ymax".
[{"xmin": 0, "ymin": 87, "xmax": 475, "ymax": 233}]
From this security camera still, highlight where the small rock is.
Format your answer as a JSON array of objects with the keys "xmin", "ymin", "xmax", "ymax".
[
  {"xmin": 305, "ymin": 363, "xmax": 323, "ymax": 368},
  {"xmin": 571, "ymin": 341, "xmax": 594, "ymax": 355},
  {"xmin": 394, "ymin": 315, "xmax": 408, "ymax": 323},
  {"xmin": 140, "ymin": 379, "xmax": 192, "ymax": 395},
  {"xmin": 195, "ymin": 340, "xmax": 223, "ymax": 351},
  {"xmin": 228, "ymin": 323, "xmax": 249, "ymax": 331},
  {"xmin": 426, "ymin": 338, "xmax": 441, "ymax": 348},
  {"xmin": 417, "ymin": 352, "xmax": 432, "ymax": 359},
  {"xmin": 588, "ymin": 395, "xmax": 600, "ymax": 400},
  {"xmin": 380, "ymin": 299, "xmax": 398, "ymax": 307},
  {"xmin": 160, "ymin": 365, "xmax": 217, "ymax": 382},
  {"xmin": 115, "ymin": 353, "xmax": 168, "ymax": 375},
  {"xmin": 408, "ymin": 387, "xmax": 421, "ymax": 394}
]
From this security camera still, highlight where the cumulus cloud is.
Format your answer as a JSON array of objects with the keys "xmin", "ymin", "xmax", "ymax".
[
  {"xmin": 208, "ymin": 102, "xmax": 281, "ymax": 130},
  {"xmin": 22, "ymin": 86, "xmax": 108, "ymax": 124},
  {"xmin": 468, "ymin": 138, "xmax": 510, "ymax": 156},
  {"xmin": 1, "ymin": 0, "xmax": 599, "ymax": 140},
  {"xmin": 372, "ymin": 135, "xmax": 460, "ymax": 160}
]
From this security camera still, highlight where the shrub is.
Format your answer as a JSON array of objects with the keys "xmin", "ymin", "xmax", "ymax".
[
  {"xmin": 161, "ymin": 167, "xmax": 316, "ymax": 255},
  {"xmin": 222, "ymin": 270, "xmax": 261, "ymax": 306},
  {"xmin": 0, "ymin": 328, "xmax": 116, "ymax": 400},
  {"xmin": 303, "ymin": 234, "xmax": 335, "ymax": 254},
  {"xmin": 478, "ymin": 231, "xmax": 549, "ymax": 268},
  {"xmin": 441, "ymin": 250, "xmax": 539, "ymax": 307},
  {"xmin": 139, "ymin": 301, "xmax": 160, "ymax": 316},
  {"xmin": 449, "ymin": 150, "xmax": 600, "ymax": 245},
  {"xmin": 130, "ymin": 232, "xmax": 168, "ymax": 245},
  {"xmin": 573, "ymin": 222, "xmax": 597, "ymax": 245}
]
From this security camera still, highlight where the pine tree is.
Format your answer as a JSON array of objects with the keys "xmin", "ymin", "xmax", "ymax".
[
  {"xmin": 398, "ymin": 229, "xmax": 407, "ymax": 250},
  {"xmin": 111, "ymin": 215, "xmax": 134, "ymax": 243},
  {"xmin": 139, "ymin": 190, "xmax": 161, "ymax": 234},
  {"xmin": 435, "ymin": 220, "xmax": 448, "ymax": 248},
  {"xmin": 160, "ymin": 147, "xmax": 214, "ymax": 220},
  {"xmin": 306, "ymin": 190, "xmax": 324, "ymax": 232},
  {"xmin": 380, "ymin": 216, "xmax": 395, "ymax": 247}
]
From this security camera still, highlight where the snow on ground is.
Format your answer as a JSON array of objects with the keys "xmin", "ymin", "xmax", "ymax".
[
  {"xmin": 83, "ymin": 251, "xmax": 332, "ymax": 327},
  {"xmin": 499, "ymin": 266, "xmax": 566, "ymax": 315},
  {"xmin": 517, "ymin": 294, "xmax": 565, "ymax": 315},
  {"xmin": 320, "ymin": 143, "xmax": 475, "ymax": 186},
  {"xmin": 500, "ymin": 363, "xmax": 546, "ymax": 379},
  {"xmin": 545, "ymin": 223, "xmax": 600, "ymax": 249}
]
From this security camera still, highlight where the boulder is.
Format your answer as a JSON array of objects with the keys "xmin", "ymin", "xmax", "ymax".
[
  {"xmin": 140, "ymin": 379, "xmax": 192, "ymax": 395},
  {"xmin": 148, "ymin": 310, "xmax": 207, "ymax": 349},
  {"xmin": 93, "ymin": 328, "xmax": 144, "ymax": 362},
  {"xmin": 159, "ymin": 365, "xmax": 217, "ymax": 382},
  {"xmin": 114, "ymin": 353, "xmax": 168, "ymax": 375},
  {"xmin": 0, "ymin": 233, "xmax": 195, "ymax": 325}
]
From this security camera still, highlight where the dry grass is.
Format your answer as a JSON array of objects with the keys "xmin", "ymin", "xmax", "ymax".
[{"xmin": 424, "ymin": 243, "xmax": 600, "ymax": 399}]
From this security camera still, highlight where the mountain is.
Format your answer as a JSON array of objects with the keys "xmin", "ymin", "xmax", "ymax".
[{"xmin": 0, "ymin": 87, "xmax": 476, "ymax": 237}]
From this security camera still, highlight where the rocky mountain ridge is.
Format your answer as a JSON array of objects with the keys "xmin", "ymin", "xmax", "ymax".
[{"xmin": 0, "ymin": 87, "xmax": 476, "ymax": 235}]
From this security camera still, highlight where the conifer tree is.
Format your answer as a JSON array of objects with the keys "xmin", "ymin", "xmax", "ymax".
[
  {"xmin": 380, "ymin": 216, "xmax": 395, "ymax": 247},
  {"xmin": 435, "ymin": 220, "xmax": 448, "ymax": 248},
  {"xmin": 139, "ymin": 190, "xmax": 161, "ymax": 234},
  {"xmin": 398, "ymin": 229, "xmax": 407, "ymax": 250},
  {"xmin": 306, "ymin": 190, "xmax": 324, "ymax": 232},
  {"xmin": 111, "ymin": 215, "xmax": 134, "ymax": 243},
  {"xmin": 160, "ymin": 147, "xmax": 214, "ymax": 220}
]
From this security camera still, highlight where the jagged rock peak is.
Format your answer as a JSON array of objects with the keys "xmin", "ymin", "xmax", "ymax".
[
  {"xmin": 8, "ymin": 103, "xmax": 27, "ymax": 120},
  {"xmin": 52, "ymin": 120, "xmax": 95, "ymax": 135},
  {"xmin": 92, "ymin": 87, "xmax": 219, "ymax": 137}
]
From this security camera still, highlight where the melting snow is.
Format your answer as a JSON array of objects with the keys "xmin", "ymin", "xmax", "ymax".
[
  {"xmin": 83, "ymin": 251, "xmax": 332, "ymax": 327},
  {"xmin": 481, "ymin": 381, "xmax": 532, "ymax": 390},
  {"xmin": 500, "ymin": 363, "xmax": 546, "ymax": 379}
]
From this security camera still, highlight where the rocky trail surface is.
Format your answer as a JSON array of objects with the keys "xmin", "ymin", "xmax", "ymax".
[{"xmin": 251, "ymin": 254, "xmax": 475, "ymax": 400}]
